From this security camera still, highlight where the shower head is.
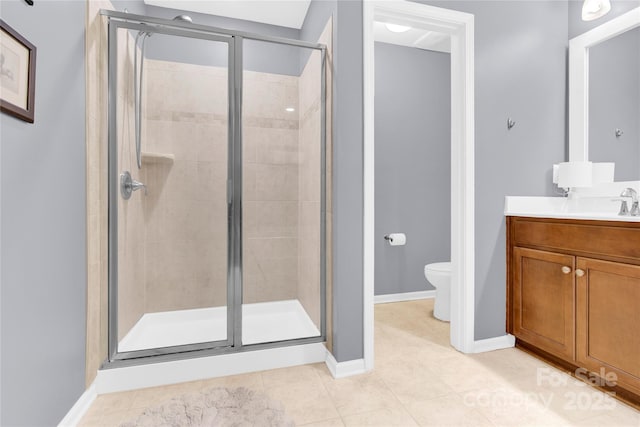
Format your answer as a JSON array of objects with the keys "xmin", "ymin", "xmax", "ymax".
[{"xmin": 173, "ymin": 14, "xmax": 193, "ymax": 23}]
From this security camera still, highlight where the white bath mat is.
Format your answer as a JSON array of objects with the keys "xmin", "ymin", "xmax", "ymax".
[{"xmin": 120, "ymin": 387, "xmax": 293, "ymax": 427}]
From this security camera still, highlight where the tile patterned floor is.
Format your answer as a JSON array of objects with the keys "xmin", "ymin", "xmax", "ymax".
[{"xmin": 79, "ymin": 299, "xmax": 640, "ymax": 426}]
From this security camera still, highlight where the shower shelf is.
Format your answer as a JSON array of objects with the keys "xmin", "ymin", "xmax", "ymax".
[{"xmin": 141, "ymin": 152, "xmax": 175, "ymax": 165}]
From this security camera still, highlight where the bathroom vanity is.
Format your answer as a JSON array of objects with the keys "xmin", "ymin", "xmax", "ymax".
[
  {"xmin": 504, "ymin": 6, "xmax": 640, "ymax": 406},
  {"xmin": 505, "ymin": 205, "xmax": 640, "ymax": 407}
]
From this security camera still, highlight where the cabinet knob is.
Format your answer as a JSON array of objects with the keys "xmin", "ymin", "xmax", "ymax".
[
  {"xmin": 576, "ymin": 269, "xmax": 585, "ymax": 277},
  {"xmin": 561, "ymin": 266, "xmax": 572, "ymax": 274}
]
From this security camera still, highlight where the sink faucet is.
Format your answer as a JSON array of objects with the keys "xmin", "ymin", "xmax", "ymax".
[{"xmin": 620, "ymin": 188, "xmax": 639, "ymax": 216}]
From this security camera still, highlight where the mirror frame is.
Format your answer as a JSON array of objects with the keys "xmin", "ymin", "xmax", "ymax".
[{"xmin": 569, "ymin": 7, "xmax": 640, "ymax": 162}]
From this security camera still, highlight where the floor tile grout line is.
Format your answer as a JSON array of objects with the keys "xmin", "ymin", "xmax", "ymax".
[
  {"xmin": 315, "ymin": 363, "xmax": 344, "ymax": 419},
  {"xmin": 451, "ymin": 389, "xmax": 500, "ymax": 427},
  {"xmin": 380, "ymin": 375, "xmax": 425, "ymax": 427}
]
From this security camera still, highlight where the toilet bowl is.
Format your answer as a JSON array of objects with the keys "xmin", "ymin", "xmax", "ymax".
[{"xmin": 424, "ymin": 262, "xmax": 451, "ymax": 321}]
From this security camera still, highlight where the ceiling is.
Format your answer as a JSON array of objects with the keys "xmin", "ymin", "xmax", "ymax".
[
  {"xmin": 141, "ymin": 1, "xmax": 450, "ymax": 51},
  {"xmin": 143, "ymin": 0, "xmax": 312, "ymax": 29},
  {"xmin": 374, "ymin": 21, "xmax": 451, "ymax": 53}
]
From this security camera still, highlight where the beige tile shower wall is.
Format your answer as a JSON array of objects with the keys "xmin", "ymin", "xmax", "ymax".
[
  {"xmin": 323, "ymin": 18, "xmax": 334, "ymax": 353},
  {"xmin": 85, "ymin": 1, "xmax": 150, "ymax": 381},
  {"xmin": 115, "ymin": 28, "xmax": 147, "ymax": 341},
  {"xmin": 297, "ymin": 53, "xmax": 321, "ymax": 329},
  {"xmin": 142, "ymin": 61, "xmax": 300, "ymax": 311},
  {"xmin": 297, "ymin": 20, "xmax": 333, "ymax": 333},
  {"xmin": 243, "ymin": 71, "xmax": 300, "ymax": 304},
  {"xmin": 142, "ymin": 60, "xmax": 229, "ymax": 313},
  {"xmin": 86, "ymin": 0, "xmax": 112, "ymax": 387}
]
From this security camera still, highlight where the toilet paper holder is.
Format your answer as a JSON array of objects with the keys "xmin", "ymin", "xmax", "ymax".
[{"xmin": 384, "ymin": 233, "xmax": 406, "ymax": 246}]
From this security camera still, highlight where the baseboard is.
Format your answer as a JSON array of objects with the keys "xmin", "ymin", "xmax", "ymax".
[
  {"xmin": 473, "ymin": 334, "xmax": 516, "ymax": 353},
  {"xmin": 325, "ymin": 353, "xmax": 368, "ymax": 379},
  {"xmin": 374, "ymin": 290, "xmax": 435, "ymax": 304},
  {"xmin": 57, "ymin": 381, "xmax": 97, "ymax": 427},
  {"xmin": 96, "ymin": 342, "xmax": 327, "ymax": 394}
]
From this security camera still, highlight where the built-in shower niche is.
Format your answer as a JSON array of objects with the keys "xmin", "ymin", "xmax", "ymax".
[{"xmin": 111, "ymin": 22, "xmax": 325, "ymax": 357}]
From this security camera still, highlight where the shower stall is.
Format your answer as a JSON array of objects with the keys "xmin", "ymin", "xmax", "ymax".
[{"xmin": 103, "ymin": 10, "xmax": 327, "ymax": 365}]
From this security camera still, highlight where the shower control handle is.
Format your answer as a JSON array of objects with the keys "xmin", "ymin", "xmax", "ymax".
[
  {"xmin": 120, "ymin": 171, "xmax": 147, "ymax": 200},
  {"xmin": 131, "ymin": 180, "xmax": 147, "ymax": 194}
]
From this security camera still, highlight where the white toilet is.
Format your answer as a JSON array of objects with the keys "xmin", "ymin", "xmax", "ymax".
[{"xmin": 424, "ymin": 262, "xmax": 451, "ymax": 322}]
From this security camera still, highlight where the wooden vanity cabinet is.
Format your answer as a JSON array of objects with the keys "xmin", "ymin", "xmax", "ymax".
[
  {"xmin": 507, "ymin": 216, "xmax": 640, "ymax": 404},
  {"xmin": 512, "ymin": 247, "xmax": 576, "ymax": 361},
  {"xmin": 576, "ymin": 257, "xmax": 640, "ymax": 396}
]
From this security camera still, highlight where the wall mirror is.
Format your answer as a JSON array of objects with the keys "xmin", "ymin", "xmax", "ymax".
[{"xmin": 569, "ymin": 7, "xmax": 640, "ymax": 180}]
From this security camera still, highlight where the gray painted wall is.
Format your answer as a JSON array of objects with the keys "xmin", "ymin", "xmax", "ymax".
[
  {"xmin": 374, "ymin": 42, "xmax": 451, "ymax": 296},
  {"xmin": 321, "ymin": 0, "xmax": 569, "ymax": 347},
  {"xmin": 113, "ymin": 0, "xmax": 303, "ymax": 75},
  {"xmin": 0, "ymin": 1, "xmax": 87, "ymax": 426},
  {"xmin": 329, "ymin": 0, "xmax": 365, "ymax": 362},
  {"xmin": 300, "ymin": 0, "xmax": 364, "ymax": 362},
  {"xmin": 303, "ymin": 0, "xmax": 570, "ymax": 357},
  {"xmin": 422, "ymin": 0, "xmax": 569, "ymax": 340},
  {"xmin": 300, "ymin": 0, "xmax": 639, "ymax": 361},
  {"xmin": 589, "ymin": 27, "xmax": 640, "ymax": 181}
]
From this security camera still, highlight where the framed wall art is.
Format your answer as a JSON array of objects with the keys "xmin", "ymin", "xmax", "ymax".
[{"xmin": 0, "ymin": 19, "xmax": 36, "ymax": 123}]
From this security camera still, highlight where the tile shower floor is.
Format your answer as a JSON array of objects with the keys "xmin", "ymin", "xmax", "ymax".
[{"xmin": 80, "ymin": 299, "xmax": 640, "ymax": 426}]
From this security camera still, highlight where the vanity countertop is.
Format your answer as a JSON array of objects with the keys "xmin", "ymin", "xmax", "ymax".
[{"xmin": 504, "ymin": 196, "xmax": 640, "ymax": 222}]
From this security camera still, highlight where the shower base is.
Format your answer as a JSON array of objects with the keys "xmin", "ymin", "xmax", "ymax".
[{"xmin": 118, "ymin": 299, "xmax": 320, "ymax": 353}]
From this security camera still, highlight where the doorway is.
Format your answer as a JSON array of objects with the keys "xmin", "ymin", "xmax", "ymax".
[
  {"xmin": 363, "ymin": 1, "xmax": 476, "ymax": 371},
  {"xmin": 374, "ymin": 32, "xmax": 452, "ymax": 301}
]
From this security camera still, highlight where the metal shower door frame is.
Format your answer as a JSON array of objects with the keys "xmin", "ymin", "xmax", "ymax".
[
  {"xmin": 107, "ymin": 19, "xmax": 236, "ymax": 363},
  {"xmin": 104, "ymin": 11, "xmax": 327, "ymax": 368}
]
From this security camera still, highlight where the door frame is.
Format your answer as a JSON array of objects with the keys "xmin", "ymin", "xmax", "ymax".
[
  {"xmin": 106, "ymin": 20, "xmax": 237, "ymax": 362},
  {"xmin": 363, "ymin": 1, "xmax": 476, "ymax": 370}
]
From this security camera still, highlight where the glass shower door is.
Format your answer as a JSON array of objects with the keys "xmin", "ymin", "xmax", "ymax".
[
  {"xmin": 109, "ymin": 22, "xmax": 235, "ymax": 358},
  {"xmin": 240, "ymin": 38, "xmax": 325, "ymax": 345}
]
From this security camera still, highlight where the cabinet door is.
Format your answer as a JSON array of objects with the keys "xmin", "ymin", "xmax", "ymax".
[
  {"xmin": 576, "ymin": 258, "xmax": 640, "ymax": 395},
  {"xmin": 513, "ymin": 247, "xmax": 575, "ymax": 360}
]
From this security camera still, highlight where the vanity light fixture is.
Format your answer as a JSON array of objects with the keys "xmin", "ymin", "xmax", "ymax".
[
  {"xmin": 385, "ymin": 23, "xmax": 411, "ymax": 33},
  {"xmin": 285, "ymin": 107, "xmax": 295, "ymax": 112},
  {"xmin": 581, "ymin": 0, "xmax": 611, "ymax": 21}
]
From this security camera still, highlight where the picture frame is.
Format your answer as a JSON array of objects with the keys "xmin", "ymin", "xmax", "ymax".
[{"xmin": 0, "ymin": 19, "xmax": 36, "ymax": 123}]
